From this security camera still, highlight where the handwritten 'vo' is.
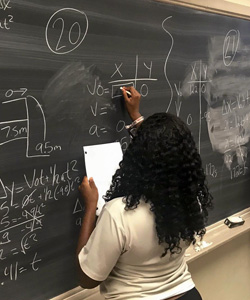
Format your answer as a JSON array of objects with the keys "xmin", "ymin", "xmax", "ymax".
[{"xmin": 83, "ymin": 142, "xmax": 123, "ymax": 215}]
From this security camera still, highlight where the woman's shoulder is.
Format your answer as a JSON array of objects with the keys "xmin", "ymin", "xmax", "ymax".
[
  {"xmin": 104, "ymin": 197, "xmax": 150, "ymax": 217},
  {"xmin": 104, "ymin": 197, "xmax": 126, "ymax": 214},
  {"xmin": 101, "ymin": 198, "xmax": 153, "ymax": 233}
]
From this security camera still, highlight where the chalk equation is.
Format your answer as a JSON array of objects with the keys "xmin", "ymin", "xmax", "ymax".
[
  {"xmin": 86, "ymin": 54, "xmax": 158, "ymax": 150},
  {"xmin": 81, "ymin": 18, "xmax": 250, "ymax": 180},
  {"xmin": 0, "ymin": 160, "xmax": 81, "ymax": 285},
  {"xmin": 159, "ymin": 24, "xmax": 250, "ymax": 180},
  {"xmin": 0, "ymin": 88, "xmax": 62, "ymax": 158},
  {"xmin": 87, "ymin": 55, "xmax": 157, "ymax": 98},
  {"xmin": 45, "ymin": 8, "xmax": 89, "ymax": 55},
  {"xmin": 180, "ymin": 58, "xmax": 250, "ymax": 174},
  {"xmin": 0, "ymin": 0, "xmax": 13, "ymax": 30},
  {"xmin": 88, "ymin": 104, "xmax": 129, "ymax": 151}
]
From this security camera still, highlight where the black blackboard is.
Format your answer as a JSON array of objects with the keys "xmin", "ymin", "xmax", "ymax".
[{"xmin": 0, "ymin": 0, "xmax": 250, "ymax": 299}]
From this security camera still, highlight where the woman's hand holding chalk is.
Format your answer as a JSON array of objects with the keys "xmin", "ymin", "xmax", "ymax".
[
  {"xmin": 120, "ymin": 87, "xmax": 132, "ymax": 96},
  {"xmin": 121, "ymin": 86, "xmax": 142, "ymax": 122}
]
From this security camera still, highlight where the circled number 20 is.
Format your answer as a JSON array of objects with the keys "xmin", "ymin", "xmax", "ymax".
[{"xmin": 45, "ymin": 8, "xmax": 88, "ymax": 55}]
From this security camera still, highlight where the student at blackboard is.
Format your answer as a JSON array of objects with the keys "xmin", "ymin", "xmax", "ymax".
[{"xmin": 77, "ymin": 87, "xmax": 212, "ymax": 300}]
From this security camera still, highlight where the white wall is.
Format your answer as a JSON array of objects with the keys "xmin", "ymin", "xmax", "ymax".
[{"xmin": 188, "ymin": 232, "xmax": 250, "ymax": 300}]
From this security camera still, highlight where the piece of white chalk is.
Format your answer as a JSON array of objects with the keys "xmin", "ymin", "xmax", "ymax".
[{"xmin": 120, "ymin": 87, "xmax": 132, "ymax": 96}]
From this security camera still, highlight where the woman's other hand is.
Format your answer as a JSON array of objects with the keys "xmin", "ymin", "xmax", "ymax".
[
  {"xmin": 121, "ymin": 86, "xmax": 142, "ymax": 121},
  {"xmin": 79, "ymin": 176, "xmax": 98, "ymax": 212}
]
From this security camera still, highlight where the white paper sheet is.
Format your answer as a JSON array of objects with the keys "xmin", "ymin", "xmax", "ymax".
[{"xmin": 83, "ymin": 142, "xmax": 123, "ymax": 215}]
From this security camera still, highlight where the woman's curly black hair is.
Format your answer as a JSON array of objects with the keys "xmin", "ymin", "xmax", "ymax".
[{"xmin": 104, "ymin": 113, "xmax": 213, "ymax": 256}]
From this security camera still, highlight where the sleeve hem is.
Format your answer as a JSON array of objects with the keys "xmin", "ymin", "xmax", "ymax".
[{"xmin": 78, "ymin": 252, "xmax": 107, "ymax": 281}]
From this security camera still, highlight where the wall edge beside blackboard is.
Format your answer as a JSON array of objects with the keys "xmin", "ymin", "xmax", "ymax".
[{"xmin": 155, "ymin": 0, "xmax": 250, "ymax": 20}]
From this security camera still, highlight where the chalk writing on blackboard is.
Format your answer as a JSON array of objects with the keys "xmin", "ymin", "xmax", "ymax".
[
  {"xmin": 108, "ymin": 55, "xmax": 156, "ymax": 97},
  {"xmin": 162, "ymin": 16, "xmax": 174, "ymax": 113},
  {"xmin": 86, "ymin": 55, "xmax": 157, "ymax": 99},
  {"xmin": 0, "ymin": 160, "xmax": 81, "ymax": 284},
  {"xmin": 45, "ymin": 8, "xmax": 89, "ymax": 55},
  {"xmin": 3, "ymin": 252, "xmax": 41, "ymax": 282},
  {"xmin": 223, "ymin": 29, "xmax": 240, "ymax": 67},
  {"xmin": 0, "ymin": 0, "xmax": 13, "ymax": 30},
  {"xmin": 84, "ymin": 53, "xmax": 160, "ymax": 150},
  {"xmin": 0, "ymin": 88, "xmax": 62, "ymax": 157},
  {"xmin": 206, "ymin": 31, "xmax": 250, "ymax": 172},
  {"xmin": 188, "ymin": 60, "xmax": 210, "ymax": 153},
  {"xmin": 177, "ymin": 28, "xmax": 250, "ymax": 179}
]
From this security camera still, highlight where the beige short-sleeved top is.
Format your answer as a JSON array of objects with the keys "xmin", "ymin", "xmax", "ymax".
[{"xmin": 78, "ymin": 197, "xmax": 194, "ymax": 299}]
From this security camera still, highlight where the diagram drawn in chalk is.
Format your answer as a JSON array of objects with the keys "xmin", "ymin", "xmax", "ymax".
[{"xmin": 0, "ymin": 88, "xmax": 58, "ymax": 158}]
